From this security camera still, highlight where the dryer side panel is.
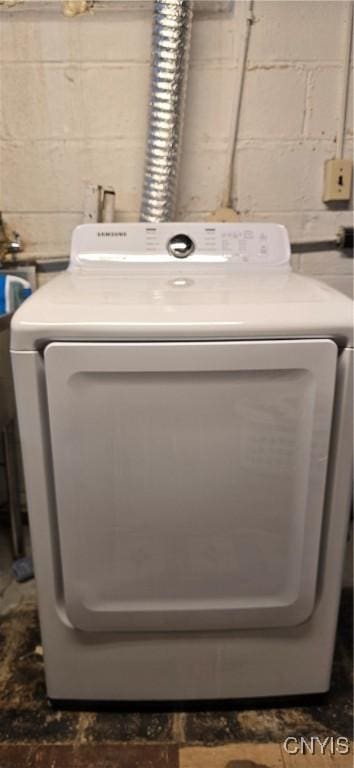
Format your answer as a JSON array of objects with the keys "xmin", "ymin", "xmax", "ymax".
[{"xmin": 44, "ymin": 340, "xmax": 337, "ymax": 632}]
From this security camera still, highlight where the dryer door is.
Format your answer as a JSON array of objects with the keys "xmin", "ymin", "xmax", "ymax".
[{"xmin": 44, "ymin": 339, "xmax": 337, "ymax": 632}]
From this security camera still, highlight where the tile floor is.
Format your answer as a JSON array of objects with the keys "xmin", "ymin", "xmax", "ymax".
[{"xmin": 0, "ymin": 525, "xmax": 352, "ymax": 768}]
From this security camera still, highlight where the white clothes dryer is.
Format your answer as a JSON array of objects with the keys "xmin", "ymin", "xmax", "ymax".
[{"xmin": 11, "ymin": 223, "xmax": 353, "ymax": 702}]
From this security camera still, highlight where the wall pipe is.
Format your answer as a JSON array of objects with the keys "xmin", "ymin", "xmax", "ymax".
[
  {"xmin": 140, "ymin": 0, "xmax": 194, "ymax": 223},
  {"xmin": 222, "ymin": 0, "xmax": 254, "ymax": 209},
  {"xmin": 336, "ymin": 1, "xmax": 353, "ymax": 159}
]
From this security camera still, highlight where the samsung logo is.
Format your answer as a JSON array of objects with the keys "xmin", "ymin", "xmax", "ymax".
[{"xmin": 97, "ymin": 231, "xmax": 127, "ymax": 237}]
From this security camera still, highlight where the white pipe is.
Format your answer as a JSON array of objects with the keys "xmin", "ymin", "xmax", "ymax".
[
  {"xmin": 336, "ymin": 1, "xmax": 353, "ymax": 159},
  {"xmin": 102, "ymin": 188, "xmax": 116, "ymax": 223},
  {"xmin": 222, "ymin": 0, "xmax": 254, "ymax": 209}
]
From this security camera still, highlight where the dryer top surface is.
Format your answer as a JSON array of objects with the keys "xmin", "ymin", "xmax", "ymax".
[{"xmin": 10, "ymin": 223, "xmax": 353, "ymax": 350}]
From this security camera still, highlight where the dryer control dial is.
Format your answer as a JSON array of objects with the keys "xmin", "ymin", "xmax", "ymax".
[{"xmin": 168, "ymin": 234, "xmax": 195, "ymax": 259}]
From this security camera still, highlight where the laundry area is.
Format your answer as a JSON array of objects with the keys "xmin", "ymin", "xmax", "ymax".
[{"xmin": 0, "ymin": 1, "xmax": 353, "ymax": 767}]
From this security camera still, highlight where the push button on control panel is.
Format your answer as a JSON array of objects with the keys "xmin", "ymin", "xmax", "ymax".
[{"xmin": 168, "ymin": 234, "xmax": 195, "ymax": 259}]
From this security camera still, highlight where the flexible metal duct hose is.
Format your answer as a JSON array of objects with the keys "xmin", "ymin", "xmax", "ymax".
[{"xmin": 140, "ymin": 0, "xmax": 194, "ymax": 223}]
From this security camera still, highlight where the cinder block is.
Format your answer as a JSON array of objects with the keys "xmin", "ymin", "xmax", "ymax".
[
  {"xmin": 0, "ymin": 14, "xmax": 72, "ymax": 63},
  {"xmin": 85, "ymin": 140, "xmax": 145, "ymax": 212},
  {"xmin": 0, "ymin": 140, "xmax": 144, "ymax": 212},
  {"xmin": 1, "ymin": 140, "xmax": 87, "ymax": 211},
  {"xmin": 185, "ymin": 66, "xmax": 236, "ymax": 144},
  {"xmin": 1, "ymin": 64, "xmax": 85, "ymax": 140},
  {"xmin": 248, "ymin": 0, "xmax": 346, "ymax": 63},
  {"xmin": 191, "ymin": 16, "xmax": 235, "ymax": 63},
  {"xmin": 0, "ymin": 12, "xmax": 152, "ymax": 63},
  {"xmin": 178, "ymin": 147, "xmax": 227, "ymax": 214},
  {"xmin": 234, "ymin": 140, "xmax": 340, "ymax": 212},
  {"xmin": 71, "ymin": 12, "xmax": 152, "ymax": 63},
  {"xmin": 0, "ymin": 15, "xmax": 41, "ymax": 62},
  {"xmin": 306, "ymin": 67, "xmax": 353, "ymax": 139},
  {"xmin": 2, "ymin": 63, "xmax": 150, "ymax": 141},
  {"xmin": 81, "ymin": 65, "xmax": 149, "ymax": 139},
  {"xmin": 239, "ymin": 66, "xmax": 306, "ymax": 138}
]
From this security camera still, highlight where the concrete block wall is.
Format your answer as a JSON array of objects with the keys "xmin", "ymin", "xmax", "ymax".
[{"xmin": 0, "ymin": 0, "xmax": 353, "ymax": 296}]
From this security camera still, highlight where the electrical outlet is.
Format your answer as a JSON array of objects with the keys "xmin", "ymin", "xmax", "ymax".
[{"xmin": 323, "ymin": 158, "xmax": 352, "ymax": 202}]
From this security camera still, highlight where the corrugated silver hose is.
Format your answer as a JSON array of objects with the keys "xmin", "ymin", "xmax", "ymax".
[{"xmin": 140, "ymin": 0, "xmax": 194, "ymax": 223}]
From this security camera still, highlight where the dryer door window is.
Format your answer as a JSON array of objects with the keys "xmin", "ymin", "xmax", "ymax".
[{"xmin": 44, "ymin": 339, "xmax": 337, "ymax": 632}]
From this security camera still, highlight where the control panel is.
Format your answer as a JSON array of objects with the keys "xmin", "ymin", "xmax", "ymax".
[{"xmin": 70, "ymin": 223, "xmax": 291, "ymax": 269}]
